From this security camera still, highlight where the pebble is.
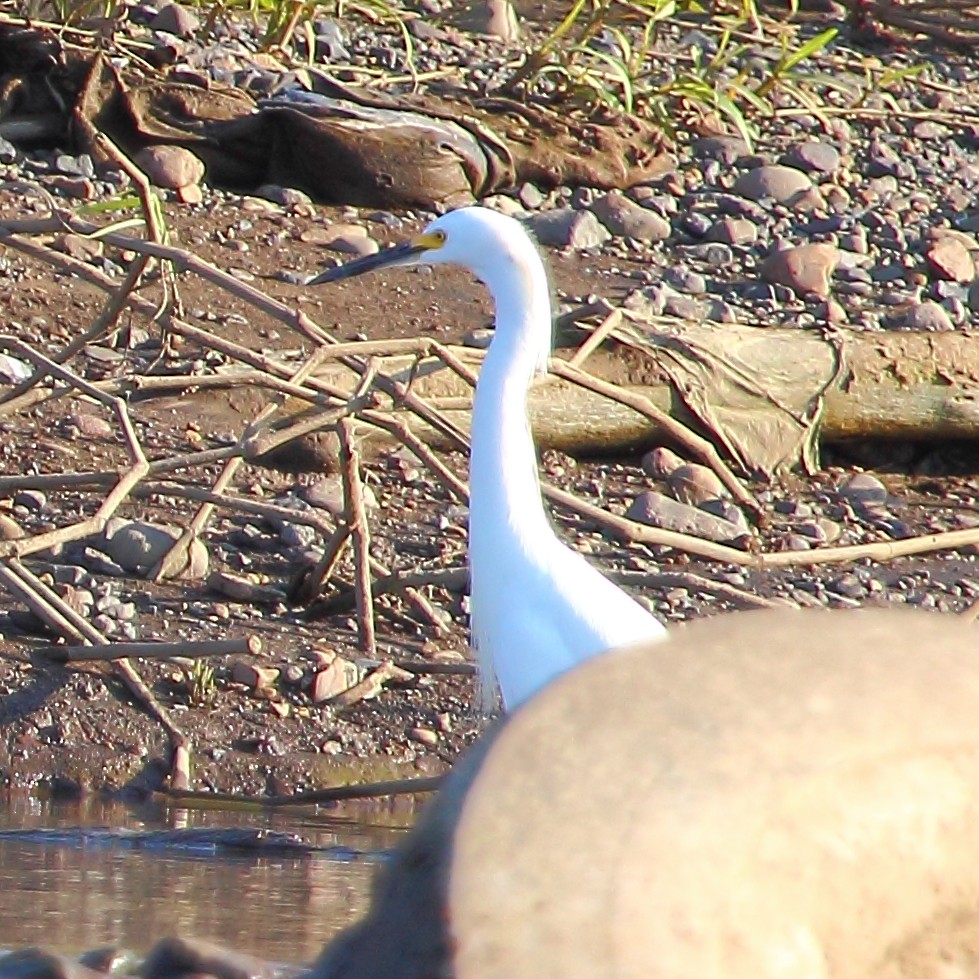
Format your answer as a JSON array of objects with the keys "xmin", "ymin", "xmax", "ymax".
[
  {"xmin": 838, "ymin": 473, "xmax": 888, "ymax": 507},
  {"xmin": 305, "ymin": 474, "xmax": 378, "ymax": 514},
  {"xmin": 525, "ymin": 208, "xmax": 610, "ymax": 250},
  {"xmin": 98, "ymin": 518, "xmax": 209, "ymax": 580},
  {"xmin": 732, "ymin": 164, "xmax": 813, "ymax": 204},
  {"xmin": 12, "ymin": 490, "xmax": 44, "ymax": 512},
  {"xmin": 781, "ymin": 141, "xmax": 841, "ymax": 176},
  {"xmin": 760, "ymin": 242, "xmax": 841, "ymax": 299},
  {"xmin": 705, "ymin": 216, "xmax": 757, "ymax": 246},
  {"xmin": 625, "ymin": 491, "xmax": 747, "ymax": 543},
  {"xmin": 885, "ymin": 300, "xmax": 954, "ymax": 331},
  {"xmin": 925, "ymin": 236, "xmax": 975, "ymax": 282},
  {"xmin": 133, "ymin": 145, "xmax": 205, "ymax": 191},
  {"xmin": 590, "ymin": 191, "xmax": 671, "ymax": 242},
  {"xmin": 149, "ymin": 3, "xmax": 201, "ymax": 37}
]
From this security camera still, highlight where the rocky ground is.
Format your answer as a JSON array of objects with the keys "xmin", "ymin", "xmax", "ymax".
[{"xmin": 0, "ymin": 0, "xmax": 977, "ymax": 812}]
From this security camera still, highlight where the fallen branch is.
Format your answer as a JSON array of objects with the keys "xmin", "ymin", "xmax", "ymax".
[{"xmin": 43, "ymin": 635, "xmax": 263, "ymax": 663}]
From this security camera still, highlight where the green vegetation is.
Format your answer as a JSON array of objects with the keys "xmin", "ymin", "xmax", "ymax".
[{"xmin": 12, "ymin": 0, "xmax": 921, "ymax": 147}]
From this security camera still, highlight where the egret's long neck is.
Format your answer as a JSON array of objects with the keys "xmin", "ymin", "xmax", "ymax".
[{"xmin": 470, "ymin": 248, "xmax": 554, "ymax": 549}]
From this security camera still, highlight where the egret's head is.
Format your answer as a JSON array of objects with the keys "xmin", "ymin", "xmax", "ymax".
[
  {"xmin": 308, "ymin": 206, "xmax": 552, "ymax": 374},
  {"xmin": 307, "ymin": 207, "xmax": 536, "ymax": 286}
]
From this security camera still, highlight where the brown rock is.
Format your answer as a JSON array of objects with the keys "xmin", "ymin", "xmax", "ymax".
[
  {"xmin": 760, "ymin": 242, "xmax": 840, "ymax": 299},
  {"xmin": 665, "ymin": 463, "xmax": 727, "ymax": 506},
  {"xmin": 311, "ymin": 656, "xmax": 359, "ymax": 703},
  {"xmin": 925, "ymin": 236, "xmax": 975, "ymax": 282},
  {"xmin": 54, "ymin": 234, "xmax": 103, "ymax": 262},
  {"xmin": 312, "ymin": 608, "xmax": 979, "ymax": 979},
  {"xmin": 0, "ymin": 513, "xmax": 24, "ymax": 540},
  {"xmin": 134, "ymin": 145, "xmax": 206, "ymax": 190},
  {"xmin": 640, "ymin": 446, "xmax": 684, "ymax": 479},
  {"xmin": 231, "ymin": 660, "xmax": 280, "ymax": 692}
]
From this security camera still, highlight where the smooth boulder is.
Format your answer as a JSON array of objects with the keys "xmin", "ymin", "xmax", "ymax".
[{"xmin": 311, "ymin": 608, "xmax": 979, "ymax": 979}]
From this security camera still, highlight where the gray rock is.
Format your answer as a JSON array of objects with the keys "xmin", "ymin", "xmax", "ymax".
[
  {"xmin": 305, "ymin": 474, "xmax": 378, "ymax": 514},
  {"xmin": 76, "ymin": 546, "xmax": 127, "ymax": 577},
  {"xmin": 867, "ymin": 139, "xmax": 902, "ymax": 178},
  {"xmin": 680, "ymin": 212, "xmax": 712, "ymax": 237},
  {"xmin": 838, "ymin": 473, "xmax": 888, "ymax": 507},
  {"xmin": 733, "ymin": 165, "xmax": 813, "ymax": 204},
  {"xmin": 142, "ymin": 937, "xmax": 277, "ymax": 979},
  {"xmin": 518, "ymin": 183, "xmax": 546, "ymax": 209},
  {"xmin": 99, "ymin": 518, "xmax": 209, "ymax": 579},
  {"xmin": 664, "ymin": 293, "xmax": 708, "ymax": 319},
  {"xmin": 148, "ymin": 2, "xmax": 201, "ymax": 37},
  {"xmin": 525, "ymin": 209, "xmax": 610, "ymax": 250},
  {"xmin": 625, "ymin": 491, "xmax": 746, "ymax": 543},
  {"xmin": 590, "ymin": 192, "xmax": 671, "ymax": 242},
  {"xmin": 664, "ymin": 267, "xmax": 707, "ymax": 295},
  {"xmin": 314, "ymin": 19, "xmax": 350, "ymax": 61},
  {"xmin": 691, "ymin": 135, "xmax": 751, "ymax": 165},
  {"xmin": 782, "ymin": 141, "xmax": 841, "ymax": 176}
]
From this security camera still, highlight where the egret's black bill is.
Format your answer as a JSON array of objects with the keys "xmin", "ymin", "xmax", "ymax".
[{"xmin": 306, "ymin": 239, "xmax": 428, "ymax": 285}]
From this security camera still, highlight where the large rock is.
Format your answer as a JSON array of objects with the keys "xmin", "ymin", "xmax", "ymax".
[{"xmin": 309, "ymin": 608, "xmax": 979, "ymax": 979}]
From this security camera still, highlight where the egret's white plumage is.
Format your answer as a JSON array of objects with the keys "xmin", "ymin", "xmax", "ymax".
[{"xmin": 310, "ymin": 206, "xmax": 667, "ymax": 709}]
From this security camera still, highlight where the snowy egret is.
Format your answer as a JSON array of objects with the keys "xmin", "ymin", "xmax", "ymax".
[{"xmin": 309, "ymin": 206, "xmax": 667, "ymax": 709}]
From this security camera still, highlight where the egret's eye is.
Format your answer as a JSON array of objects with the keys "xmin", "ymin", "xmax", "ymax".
[{"xmin": 430, "ymin": 230, "xmax": 447, "ymax": 245}]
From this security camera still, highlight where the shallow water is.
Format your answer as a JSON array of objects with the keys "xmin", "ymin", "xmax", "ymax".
[{"xmin": 0, "ymin": 793, "xmax": 414, "ymax": 963}]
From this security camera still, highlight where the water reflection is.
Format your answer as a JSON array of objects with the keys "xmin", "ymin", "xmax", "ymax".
[{"xmin": 0, "ymin": 793, "xmax": 415, "ymax": 963}]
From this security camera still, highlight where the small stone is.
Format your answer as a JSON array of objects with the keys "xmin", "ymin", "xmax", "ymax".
[
  {"xmin": 525, "ymin": 209, "xmax": 610, "ymax": 250},
  {"xmin": 625, "ymin": 491, "xmax": 747, "ymax": 543},
  {"xmin": 885, "ymin": 300, "xmax": 954, "ymax": 331},
  {"xmin": 782, "ymin": 142, "xmax": 841, "ymax": 176},
  {"xmin": 99, "ymin": 518, "xmax": 208, "ymax": 579},
  {"xmin": 331, "ymin": 235, "xmax": 380, "ymax": 257},
  {"xmin": 231, "ymin": 660, "xmax": 280, "ymax": 692},
  {"xmin": 590, "ymin": 191, "xmax": 671, "ymax": 242},
  {"xmin": 54, "ymin": 234, "xmax": 103, "ymax": 262},
  {"xmin": 304, "ymin": 474, "xmax": 378, "ymax": 514},
  {"xmin": 0, "ymin": 514, "xmax": 23, "ymax": 540},
  {"xmin": 142, "ymin": 937, "xmax": 273, "ymax": 979},
  {"xmin": 665, "ymin": 464, "xmax": 728, "ymax": 506},
  {"xmin": 705, "ymin": 216, "xmax": 757, "ymax": 246},
  {"xmin": 838, "ymin": 473, "xmax": 888, "ymax": 507},
  {"xmin": 69, "ymin": 413, "xmax": 113, "ymax": 439},
  {"xmin": 311, "ymin": 657, "xmax": 359, "ymax": 703},
  {"xmin": 148, "ymin": 3, "xmax": 201, "ymax": 37},
  {"xmin": 134, "ymin": 145, "xmax": 205, "ymax": 190},
  {"xmin": 925, "ymin": 237, "xmax": 975, "ymax": 283},
  {"xmin": 641, "ymin": 447, "xmax": 685, "ymax": 478},
  {"xmin": 409, "ymin": 726, "xmax": 439, "ymax": 747},
  {"xmin": 732, "ymin": 165, "xmax": 813, "ymax": 204},
  {"xmin": 0, "ymin": 948, "xmax": 105, "ymax": 979},
  {"xmin": 665, "ymin": 267, "xmax": 707, "ymax": 295},
  {"xmin": 760, "ymin": 243, "xmax": 841, "ymax": 299},
  {"xmin": 691, "ymin": 135, "xmax": 750, "ymax": 165}
]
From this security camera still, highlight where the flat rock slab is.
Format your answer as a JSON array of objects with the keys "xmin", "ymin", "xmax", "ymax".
[{"xmin": 311, "ymin": 608, "xmax": 979, "ymax": 979}]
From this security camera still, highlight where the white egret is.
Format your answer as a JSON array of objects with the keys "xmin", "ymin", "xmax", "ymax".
[{"xmin": 309, "ymin": 206, "xmax": 666, "ymax": 709}]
